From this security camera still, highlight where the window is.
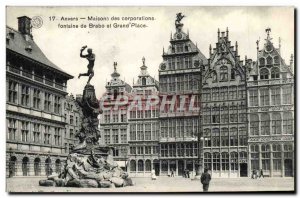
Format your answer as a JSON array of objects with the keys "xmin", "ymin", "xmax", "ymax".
[
  {"xmin": 271, "ymin": 87, "xmax": 281, "ymax": 105},
  {"xmin": 130, "ymin": 160, "xmax": 136, "ymax": 172},
  {"xmin": 259, "ymin": 58, "xmax": 265, "ymax": 66},
  {"xmin": 239, "ymin": 127, "xmax": 247, "ymax": 146},
  {"xmin": 33, "ymin": 123, "xmax": 40, "ymax": 143},
  {"xmin": 70, "ymin": 129, "xmax": 74, "ymax": 139},
  {"xmin": 21, "ymin": 121, "xmax": 29, "ymax": 142},
  {"xmin": 250, "ymin": 144, "xmax": 259, "ymax": 170},
  {"xmin": 220, "ymin": 66, "xmax": 228, "ymax": 81},
  {"xmin": 230, "ymin": 127, "xmax": 238, "ymax": 146},
  {"xmin": 137, "ymin": 124, "xmax": 144, "ymax": 140},
  {"xmin": 204, "ymin": 129, "xmax": 211, "ymax": 147},
  {"xmin": 203, "ymin": 89, "xmax": 211, "ymax": 101},
  {"xmin": 260, "ymin": 89, "xmax": 269, "ymax": 106},
  {"xmin": 221, "ymin": 152, "xmax": 229, "ymax": 171},
  {"xmin": 70, "ymin": 115, "xmax": 74, "ymax": 125},
  {"xmin": 120, "ymin": 129, "xmax": 127, "ymax": 143},
  {"xmin": 176, "ymin": 44, "xmax": 183, "ymax": 53},
  {"xmin": 112, "ymin": 129, "xmax": 119, "ymax": 143},
  {"xmin": 21, "ymin": 85, "xmax": 30, "ymax": 106},
  {"xmin": 229, "ymin": 86, "xmax": 237, "ymax": 100},
  {"xmin": 272, "ymin": 113, "xmax": 281, "ymax": 135},
  {"xmin": 261, "ymin": 113, "xmax": 270, "ymax": 135},
  {"xmin": 204, "ymin": 153, "xmax": 212, "ymax": 170},
  {"xmin": 260, "ymin": 68, "xmax": 269, "ymax": 80},
  {"xmin": 266, "ymin": 56, "xmax": 273, "ymax": 65},
  {"xmin": 274, "ymin": 56, "xmax": 280, "ymax": 64},
  {"xmin": 231, "ymin": 69, "xmax": 236, "ymax": 80},
  {"xmin": 121, "ymin": 113, "xmax": 127, "ymax": 122},
  {"xmin": 220, "ymin": 87, "xmax": 228, "ymax": 100},
  {"xmin": 261, "ymin": 144, "xmax": 271, "ymax": 171},
  {"xmin": 212, "ymin": 128, "xmax": 220, "ymax": 147},
  {"xmin": 283, "ymin": 144, "xmax": 293, "ymax": 159},
  {"xmin": 282, "ymin": 86, "xmax": 292, "ymax": 104},
  {"xmin": 271, "ymin": 67, "xmax": 280, "ymax": 79},
  {"xmin": 54, "ymin": 96, "xmax": 61, "ymax": 114},
  {"xmin": 283, "ymin": 112, "xmax": 293, "ymax": 134},
  {"xmin": 130, "ymin": 124, "xmax": 136, "ymax": 140},
  {"xmin": 8, "ymin": 81, "xmax": 18, "ymax": 103},
  {"xmin": 8, "ymin": 118, "xmax": 17, "ymax": 140},
  {"xmin": 104, "ymin": 129, "xmax": 111, "ymax": 144},
  {"xmin": 33, "ymin": 89, "xmax": 41, "ymax": 109},
  {"xmin": 54, "ymin": 128, "xmax": 61, "ymax": 145},
  {"xmin": 230, "ymin": 152, "xmax": 238, "ymax": 171},
  {"xmin": 44, "ymin": 125, "xmax": 51, "ymax": 144},
  {"xmin": 249, "ymin": 89, "xmax": 258, "ymax": 106},
  {"xmin": 142, "ymin": 77, "xmax": 146, "ymax": 86},
  {"xmin": 221, "ymin": 105, "xmax": 229, "ymax": 123},
  {"xmin": 212, "ymin": 88, "xmax": 219, "ymax": 101},
  {"xmin": 272, "ymin": 144, "xmax": 281, "ymax": 171},
  {"xmin": 250, "ymin": 114, "xmax": 259, "ymax": 136},
  {"xmin": 145, "ymin": 124, "xmax": 151, "ymax": 140},
  {"xmin": 230, "ymin": 105, "xmax": 238, "ymax": 123},
  {"xmin": 44, "ymin": 93, "xmax": 51, "ymax": 112},
  {"xmin": 221, "ymin": 128, "xmax": 229, "ymax": 146},
  {"xmin": 212, "ymin": 106, "xmax": 220, "ymax": 123},
  {"xmin": 212, "ymin": 153, "xmax": 220, "ymax": 171}
]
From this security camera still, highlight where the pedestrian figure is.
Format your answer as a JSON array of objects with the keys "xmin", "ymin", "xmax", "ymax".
[
  {"xmin": 183, "ymin": 169, "xmax": 187, "ymax": 178},
  {"xmin": 200, "ymin": 168, "xmax": 211, "ymax": 192},
  {"xmin": 151, "ymin": 168, "xmax": 157, "ymax": 180},
  {"xmin": 251, "ymin": 169, "xmax": 257, "ymax": 179},
  {"xmin": 259, "ymin": 169, "xmax": 264, "ymax": 178},
  {"xmin": 187, "ymin": 169, "xmax": 190, "ymax": 178},
  {"xmin": 171, "ymin": 168, "xmax": 175, "ymax": 177}
]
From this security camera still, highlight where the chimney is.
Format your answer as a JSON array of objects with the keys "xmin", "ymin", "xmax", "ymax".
[{"xmin": 17, "ymin": 16, "xmax": 32, "ymax": 36}]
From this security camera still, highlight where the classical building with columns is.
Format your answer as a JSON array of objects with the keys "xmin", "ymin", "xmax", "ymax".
[
  {"xmin": 246, "ymin": 29, "xmax": 294, "ymax": 177},
  {"xmin": 6, "ymin": 16, "xmax": 73, "ymax": 177},
  {"xmin": 128, "ymin": 57, "xmax": 160, "ymax": 177},
  {"xmin": 158, "ymin": 16, "xmax": 207, "ymax": 177},
  {"xmin": 99, "ymin": 62, "xmax": 132, "ymax": 170}
]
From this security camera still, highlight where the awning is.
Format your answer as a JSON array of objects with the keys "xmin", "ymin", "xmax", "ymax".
[{"xmin": 115, "ymin": 161, "xmax": 127, "ymax": 167}]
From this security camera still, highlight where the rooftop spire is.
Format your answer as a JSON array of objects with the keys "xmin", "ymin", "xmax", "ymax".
[
  {"xmin": 218, "ymin": 28, "xmax": 220, "ymax": 39},
  {"xmin": 141, "ymin": 57, "xmax": 147, "ymax": 70},
  {"xmin": 226, "ymin": 27, "xmax": 229, "ymax": 39},
  {"xmin": 265, "ymin": 27, "xmax": 271, "ymax": 40},
  {"xmin": 175, "ymin": 13, "xmax": 185, "ymax": 32},
  {"xmin": 111, "ymin": 61, "xmax": 120, "ymax": 78},
  {"xmin": 235, "ymin": 41, "xmax": 238, "ymax": 56}
]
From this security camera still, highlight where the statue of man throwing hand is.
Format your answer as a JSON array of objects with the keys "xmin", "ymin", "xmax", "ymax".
[{"xmin": 78, "ymin": 46, "xmax": 95, "ymax": 84}]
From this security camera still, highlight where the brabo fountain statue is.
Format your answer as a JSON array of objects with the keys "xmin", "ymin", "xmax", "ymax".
[{"xmin": 39, "ymin": 46, "xmax": 133, "ymax": 188}]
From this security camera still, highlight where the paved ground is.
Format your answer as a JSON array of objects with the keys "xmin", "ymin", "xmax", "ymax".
[{"xmin": 6, "ymin": 176, "xmax": 294, "ymax": 193}]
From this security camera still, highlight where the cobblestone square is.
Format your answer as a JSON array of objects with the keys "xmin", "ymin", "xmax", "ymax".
[{"xmin": 6, "ymin": 176, "xmax": 294, "ymax": 193}]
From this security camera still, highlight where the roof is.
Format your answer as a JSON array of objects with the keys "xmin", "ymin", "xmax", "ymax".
[{"xmin": 6, "ymin": 26, "xmax": 73, "ymax": 79}]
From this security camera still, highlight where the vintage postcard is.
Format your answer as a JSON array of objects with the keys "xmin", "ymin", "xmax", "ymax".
[{"xmin": 5, "ymin": 6, "xmax": 295, "ymax": 192}]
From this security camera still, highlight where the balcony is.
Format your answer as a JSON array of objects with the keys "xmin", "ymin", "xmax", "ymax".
[{"xmin": 7, "ymin": 64, "xmax": 67, "ymax": 92}]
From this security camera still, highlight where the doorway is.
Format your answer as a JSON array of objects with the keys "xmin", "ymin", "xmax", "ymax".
[
  {"xmin": 240, "ymin": 163, "xmax": 248, "ymax": 177},
  {"xmin": 284, "ymin": 159, "xmax": 293, "ymax": 177},
  {"xmin": 178, "ymin": 160, "xmax": 184, "ymax": 176}
]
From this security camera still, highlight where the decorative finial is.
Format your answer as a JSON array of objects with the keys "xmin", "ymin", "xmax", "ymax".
[
  {"xmin": 218, "ymin": 28, "xmax": 220, "ymax": 39},
  {"xmin": 114, "ymin": 62, "xmax": 117, "ymax": 71},
  {"xmin": 226, "ymin": 27, "xmax": 229, "ymax": 38},
  {"xmin": 209, "ymin": 44, "xmax": 212, "ymax": 55},
  {"xmin": 279, "ymin": 37, "xmax": 281, "ymax": 48},
  {"xmin": 142, "ymin": 57, "xmax": 145, "ymax": 66},
  {"xmin": 256, "ymin": 39, "xmax": 260, "ymax": 50},
  {"xmin": 235, "ymin": 41, "xmax": 238, "ymax": 55},
  {"xmin": 265, "ymin": 27, "xmax": 271, "ymax": 39}
]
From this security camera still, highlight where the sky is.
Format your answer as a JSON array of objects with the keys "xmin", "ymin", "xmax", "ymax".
[{"xmin": 6, "ymin": 6, "xmax": 294, "ymax": 97}]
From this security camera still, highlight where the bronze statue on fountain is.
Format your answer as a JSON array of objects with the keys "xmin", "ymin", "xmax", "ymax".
[{"xmin": 39, "ymin": 46, "xmax": 133, "ymax": 189}]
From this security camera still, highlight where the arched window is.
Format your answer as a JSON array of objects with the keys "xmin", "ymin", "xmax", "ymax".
[
  {"xmin": 212, "ymin": 152, "xmax": 220, "ymax": 171},
  {"xmin": 272, "ymin": 113, "xmax": 281, "ymax": 135},
  {"xmin": 259, "ymin": 58, "xmax": 265, "ymax": 66},
  {"xmin": 250, "ymin": 114, "xmax": 259, "ymax": 135},
  {"xmin": 145, "ymin": 159, "xmax": 151, "ymax": 172},
  {"xmin": 220, "ymin": 66, "xmax": 228, "ymax": 81},
  {"xmin": 8, "ymin": 156, "xmax": 17, "ymax": 177},
  {"xmin": 55, "ymin": 159, "xmax": 61, "ymax": 174},
  {"xmin": 204, "ymin": 129, "xmax": 211, "ymax": 147},
  {"xmin": 142, "ymin": 77, "xmax": 146, "ymax": 86},
  {"xmin": 204, "ymin": 153, "xmax": 212, "ymax": 170},
  {"xmin": 250, "ymin": 144, "xmax": 259, "ymax": 170},
  {"xmin": 260, "ymin": 68, "xmax": 269, "ymax": 80},
  {"xmin": 260, "ymin": 88, "xmax": 269, "ymax": 106},
  {"xmin": 130, "ymin": 160, "xmax": 136, "ymax": 172},
  {"xmin": 113, "ymin": 89, "xmax": 118, "ymax": 100},
  {"xmin": 272, "ymin": 143, "xmax": 281, "ymax": 170},
  {"xmin": 267, "ymin": 56, "xmax": 273, "ymax": 65},
  {"xmin": 45, "ymin": 158, "xmax": 52, "ymax": 176},
  {"xmin": 261, "ymin": 113, "xmax": 270, "ymax": 135},
  {"xmin": 22, "ymin": 157, "xmax": 29, "ymax": 176},
  {"xmin": 271, "ymin": 87, "xmax": 281, "ymax": 105},
  {"xmin": 34, "ymin": 158, "xmax": 41, "ymax": 176},
  {"xmin": 138, "ymin": 160, "xmax": 144, "ymax": 172},
  {"xmin": 271, "ymin": 67, "xmax": 280, "ymax": 79},
  {"xmin": 230, "ymin": 152, "xmax": 238, "ymax": 171},
  {"xmin": 283, "ymin": 112, "xmax": 293, "ymax": 134},
  {"xmin": 221, "ymin": 152, "xmax": 229, "ymax": 171},
  {"xmin": 283, "ymin": 144, "xmax": 293, "ymax": 159}
]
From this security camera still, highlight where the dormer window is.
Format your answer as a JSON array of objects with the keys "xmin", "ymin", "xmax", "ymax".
[
  {"xmin": 231, "ymin": 69, "xmax": 235, "ymax": 80},
  {"xmin": 25, "ymin": 45, "xmax": 32, "ymax": 53},
  {"xmin": 142, "ymin": 77, "xmax": 146, "ymax": 86},
  {"xmin": 185, "ymin": 45, "xmax": 189, "ymax": 52},
  {"xmin": 259, "ymin": 57, "xmax": 265, "ymax": 66},
  {"xmin": 274, "ymin": 56, "xmax": 280, "ymax": 64},
  {"xmin": 266, "ymin": 56, "xmax": 273, "ymax": 65},
  {"xmin": 220, "ymin": 66, "xmax": 228, "ymax": 81}
]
